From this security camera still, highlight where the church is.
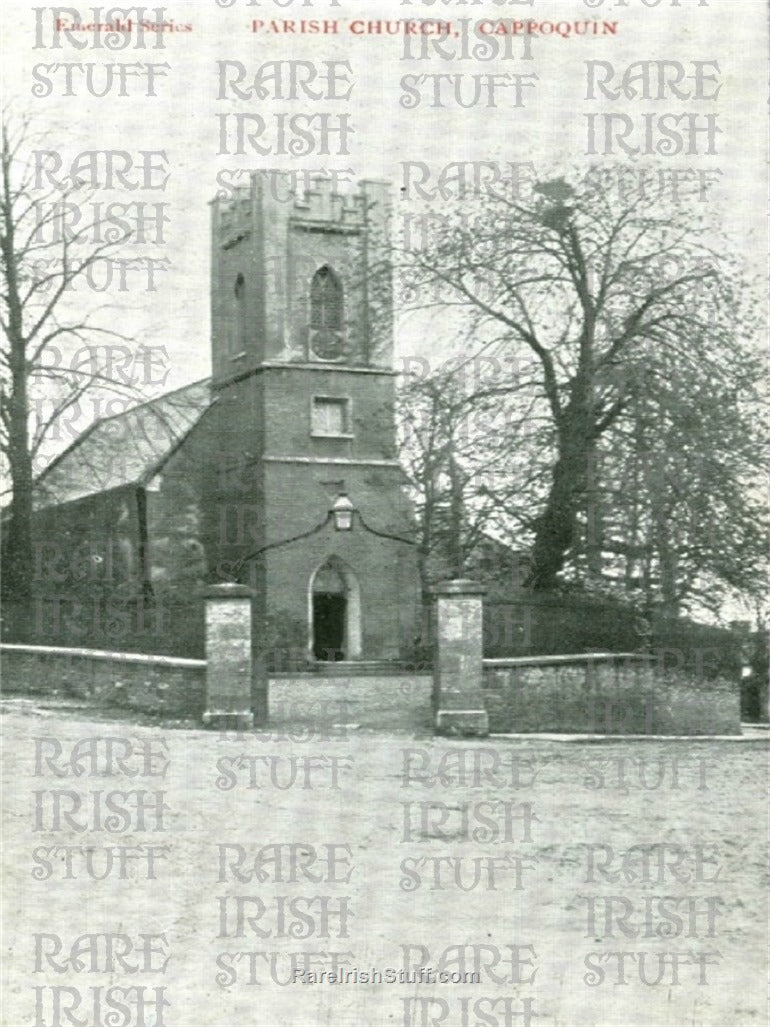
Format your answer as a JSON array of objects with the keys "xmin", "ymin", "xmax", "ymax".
[{"xmin": 30, "ymin": 174, "xmax": 421, "ymax": 662}]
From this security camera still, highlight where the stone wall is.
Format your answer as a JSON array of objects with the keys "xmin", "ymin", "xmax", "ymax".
[
  {"xmin": 1, "ymin": 644, "xmax": 432, "ymax": 731},
  {"xmin": 2, "ymin": 646, "xmax": 741, "ymax": 735},
  {"xmin": 1, "ymin": 644, "xmax": 205, "ymax": 718},
  {"xmin": 482, "ymin": 653, "xmax": 741, "ymax": 735},
  {"xmin": 270, "ymin": 674, "xmax": 432, "ymax": 733}
]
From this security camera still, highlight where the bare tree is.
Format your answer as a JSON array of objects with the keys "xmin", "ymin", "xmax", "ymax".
[
  {"xmin": 401, "ymin": 171, "xmax": 765, "ymax": 594},
  {"xmin": 1, "ymin": 115, "xmax": 142, "ymax": 598},
  {"xmin": 397, "ymin": 351, "xmax": 539, "ymax": 591}
]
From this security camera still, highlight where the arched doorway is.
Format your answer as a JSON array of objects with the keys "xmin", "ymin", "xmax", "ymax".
[{"xmin": 309, "ymin": 557, "xmax": 361, "ymax": 661}]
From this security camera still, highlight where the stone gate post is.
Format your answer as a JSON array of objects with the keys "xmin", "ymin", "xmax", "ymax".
[
  {"xmin": 433, "ymin": 579, "xmax": 488, "ymax": 737},
  {"xmin": 202, "ymin": 583, "xmax": 255, "ymax": 730}
]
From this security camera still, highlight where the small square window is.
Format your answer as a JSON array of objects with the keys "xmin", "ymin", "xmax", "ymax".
[{"xmin": 312, "ymin": 397, "xmax": 351, "ymax": 437}]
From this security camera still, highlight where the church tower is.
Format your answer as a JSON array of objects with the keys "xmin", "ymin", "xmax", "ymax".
[{"xmin": 205, "ymin": 173, "xmax": 419, "ymax": 661}]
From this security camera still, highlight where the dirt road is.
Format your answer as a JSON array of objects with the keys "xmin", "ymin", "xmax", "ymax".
[{"xmin": 3, "ymin": 699, "xmax": 768, "ymax": 1026}]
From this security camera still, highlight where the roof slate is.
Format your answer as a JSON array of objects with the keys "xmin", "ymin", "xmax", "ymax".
[{"xmin": 33, "ymin": 380, "xmax": 212, "ymax": 510}]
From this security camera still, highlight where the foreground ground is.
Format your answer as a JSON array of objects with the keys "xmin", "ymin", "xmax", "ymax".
[{"xmin": 3, "ymin": 697, "xmax": 768, "ymax": 1027}]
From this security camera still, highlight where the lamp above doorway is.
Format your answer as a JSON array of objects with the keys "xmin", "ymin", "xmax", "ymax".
[
  {"xmin": 229, "ymin": 490, "xmax": 415, "ymax": 581},
  {"xmin": 331, "ymin": 492, "xmax": 355, "ymax": 531}
]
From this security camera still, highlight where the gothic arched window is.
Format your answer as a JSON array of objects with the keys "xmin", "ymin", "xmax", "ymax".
[{"xmin": 309, "ymin": 265, "xmax": 344, "ymax": 360}]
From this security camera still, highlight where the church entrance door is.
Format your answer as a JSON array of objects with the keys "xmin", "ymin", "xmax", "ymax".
[
  {"xmin": 309, "ymin": 557, "xmax": 361, "ymax": 662},
  {"xmin": 312, "ymin": 592, "xmax": 346, "ymax": 661}
]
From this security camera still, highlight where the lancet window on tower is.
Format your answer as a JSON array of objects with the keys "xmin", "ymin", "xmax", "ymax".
[{"xmin": 309, "ymin": 265, "xmax": 344, "ymax": 360}]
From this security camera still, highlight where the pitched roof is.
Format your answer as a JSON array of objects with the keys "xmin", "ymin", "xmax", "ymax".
[{"xmin": 33, "ymin": 380, "xmax": 212, "ymax": 510}]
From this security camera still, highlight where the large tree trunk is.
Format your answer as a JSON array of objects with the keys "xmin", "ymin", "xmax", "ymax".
[
  {"xmin": 2, "ymin": 173, "xmax": 34, "ymax": 600},
  {"xmin": 4, "ymin": 492, "xmax": 34, "ymax": 600},
  {"xmin": 526, "ymin": 395, "xmax": 594, "ymax": 591},
  {"xmin": 4, "ymin": 357, "xmax": 34, "ymax": 599},
  {"xmin": 527, "ymin": 455, "xmax": 585, "ymax": 590}
]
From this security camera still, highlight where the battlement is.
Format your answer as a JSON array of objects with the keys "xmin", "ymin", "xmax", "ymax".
[
  {"xmin": 214, "ymin": 172, "xmax": 390, "ymax": 242},
  {"xmin": 295, "ymin": 175, "xmax": 363, "ymax": 221}
]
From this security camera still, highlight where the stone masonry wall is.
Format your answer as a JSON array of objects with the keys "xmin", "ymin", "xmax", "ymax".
[
  {"xmin": 2, "ymin": 646, "xmax": 741, "ymax": 735},
  {"xmin": 482, "ymin": 654, "xmax": 741, "ymax": 735},
  {"xmin": 1, "ymin": 645, "xmax": 431, "ymax": 730},
  {"xmin": 1, "ymin": 644, "xmax": 205, "ymax": 718}
]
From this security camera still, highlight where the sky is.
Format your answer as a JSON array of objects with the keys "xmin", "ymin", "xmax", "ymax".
[{"xmin": 2, "ymin": 0, "xmax": 766, "ymax": 392}]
